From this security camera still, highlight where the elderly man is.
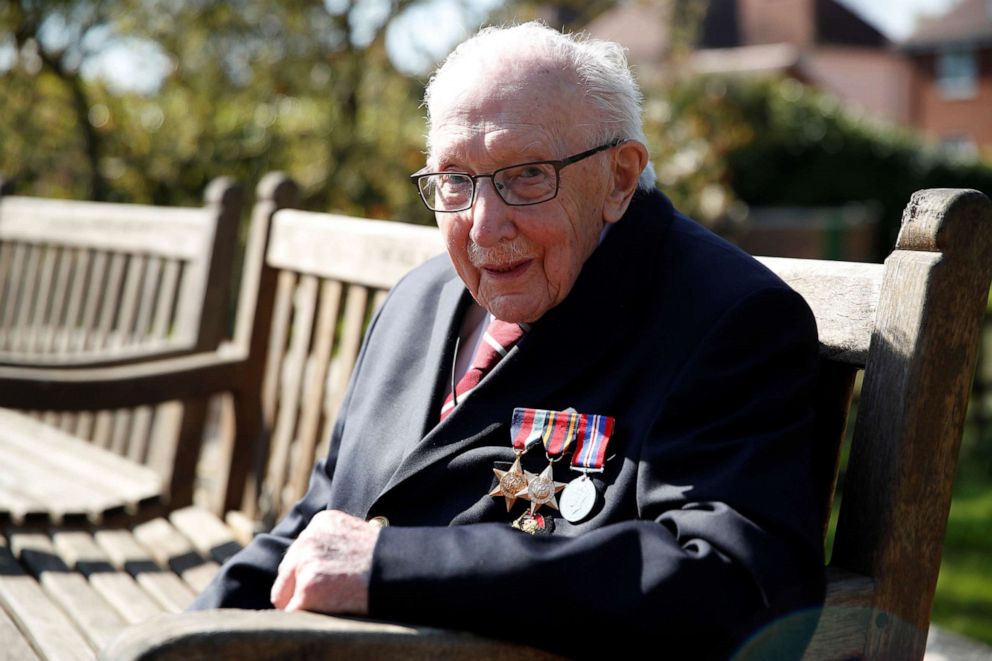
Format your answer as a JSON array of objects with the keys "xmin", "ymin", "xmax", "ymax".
[{"xmin": 193, "ymin": 23, "xmax": 824, "ymax": 657}]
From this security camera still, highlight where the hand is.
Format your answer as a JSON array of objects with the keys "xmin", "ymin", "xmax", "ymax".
[{"xmin": 270, "ymin": 509, "xmax": 381, "ymax": 615}]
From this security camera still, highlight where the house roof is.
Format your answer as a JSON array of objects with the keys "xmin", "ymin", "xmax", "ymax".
[
  {"xmin": 583, "ymin": 1, "xmax": 671, "ymax": 65},
  {"xmin": 585, "ymin": 0, "xmax": 887, "ymax": 55},
  {"xmin": 903, "ymin": 0, "xmax": 992, "ymax": 50},
  {"xmin": 695, "ymin": 0, "xmax": 889, "ymax": 48},
  {"xmin": 813, "ymin": 0, "xmax": 889, "ymax": 47}
]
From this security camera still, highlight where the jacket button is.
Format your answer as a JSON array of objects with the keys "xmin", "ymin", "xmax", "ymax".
[{"xmin": 367, "ymin": 515, "xmax": 390, "ymax": 528}]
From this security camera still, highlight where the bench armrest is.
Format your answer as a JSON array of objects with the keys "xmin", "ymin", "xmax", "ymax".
[
  {"xmin": 100, "ymin": 610, "xmax": 562, "ymax": 661},
  {"xmin": 0, "ymin": 348, "xmax": 247, "ymax": 410}
]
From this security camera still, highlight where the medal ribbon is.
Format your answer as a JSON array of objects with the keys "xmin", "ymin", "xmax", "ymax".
[
  {"xmin": 570, "ymin": 414, "xmax": 615, "ymax": 472},
  {"xmin": 541, "ymin": 409, "xmax": 580, "ymax": 457},
  {"xmin": 511, "ymin": 407, "xmax": 581, "ymax": 457},
  {"xmin": 511, "ymin": 408, "xmax": 549, "ymax": 453}
]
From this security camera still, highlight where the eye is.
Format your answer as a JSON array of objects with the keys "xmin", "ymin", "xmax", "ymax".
[{"xmin": 439, "ymin": 173, "xmax": 471, "ymax": 190}]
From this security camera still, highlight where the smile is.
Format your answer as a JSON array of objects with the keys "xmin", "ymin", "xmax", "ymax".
[{"xmin": 481, "ymin": 259, "xmax": 532, "ymax": 279}]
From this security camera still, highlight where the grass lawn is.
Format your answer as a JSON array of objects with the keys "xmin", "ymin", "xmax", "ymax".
[
  {"xmin": 930, "ymin": 456, "xmax": 992, "ymax": 645},
  {"xmin": 825, "ymin": 400, "xmax": 992, "ymax": 646}
]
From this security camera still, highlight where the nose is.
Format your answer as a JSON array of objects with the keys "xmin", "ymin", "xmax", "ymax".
[{"xmin": 469, "ymin": 178, "xmax": 517, "ymax": 247}]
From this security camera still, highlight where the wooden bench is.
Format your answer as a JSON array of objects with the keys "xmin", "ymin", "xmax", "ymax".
[
  {"xmin": 0, "ymin": 180, "xmax": 242, "ymax": 527},
  {"xmin": 3, "ymin": 177, "xmax": 989, "ymax": 660}
]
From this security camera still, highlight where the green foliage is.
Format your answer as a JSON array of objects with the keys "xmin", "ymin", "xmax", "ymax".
[
  {"xmin": 931, "ymin": 452, "xmax": 992, "ymax": 645},
  {"xmin": 0, "ymin": 0, "xmax": 436, "ymax": 223},
  {"xmin": 644, "ymin": 76, "xmax": 992, "ymax": 259}
]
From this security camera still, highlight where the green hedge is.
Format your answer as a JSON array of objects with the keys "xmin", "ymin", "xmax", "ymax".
[{"xmin": 645, "ymin": 76, "xmax": 992, "ymax": 260}]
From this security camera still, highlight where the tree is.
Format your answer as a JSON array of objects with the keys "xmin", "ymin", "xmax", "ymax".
[
  {"xmin": 0, "ymin": 0, "xmax": 477, "ymax": 224},
  {"xmin": 1, "ymin": 0, "xmax": 114, "ymax": 199}
]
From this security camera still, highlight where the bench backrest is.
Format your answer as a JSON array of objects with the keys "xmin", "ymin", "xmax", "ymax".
[
  {"xmin": 227, "ymin": 175, "xmax": 991, "ymax": 660},
  {"xmin": 0, "ymin": 180, "xmax": 243, "ymax": 509},
  {"xmin": 221, "ymin": 174, "xmax": 444, "ymax": 527},
  {"xmin": 0, "ymin": 179, "xmax": 241, "ymax": 366}
]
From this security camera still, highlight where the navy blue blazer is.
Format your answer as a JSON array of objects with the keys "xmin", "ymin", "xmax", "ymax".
[{"xmin": 192, "ymin": 189, "xmax": 825, "ymax": 658}]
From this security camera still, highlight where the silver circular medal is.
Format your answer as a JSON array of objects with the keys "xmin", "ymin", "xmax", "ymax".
[{"xmin": 560, "ymin": 475, "xmax": 597, "ymax": 523}]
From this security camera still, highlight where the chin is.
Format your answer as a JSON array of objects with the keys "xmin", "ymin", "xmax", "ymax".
[{"xmin": 483, "ymin": 302, "xmax": 545, "ymax": 324}]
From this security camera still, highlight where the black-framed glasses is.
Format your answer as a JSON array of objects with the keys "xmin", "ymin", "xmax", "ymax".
[{"xmin": 410, "ymin": 139, "xmax": 623, "ymax": 213}]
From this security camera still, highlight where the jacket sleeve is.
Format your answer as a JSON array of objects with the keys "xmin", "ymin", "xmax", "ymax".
[
  {"xmin": 366, "ymin": 287, "xmax": 825, "ymax": 659},
  {"xmin": 186, "ymin": 286, "xmax": 388, "ymax": 610}
]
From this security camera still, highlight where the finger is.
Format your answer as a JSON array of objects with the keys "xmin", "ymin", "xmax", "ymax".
[
  {"xmin": 270, "ymin": 556, "xmax": 296, "ymax": 609},
  {"xmin": 284, "ymin": 565, "xmax": 319, "ymax": 613}
]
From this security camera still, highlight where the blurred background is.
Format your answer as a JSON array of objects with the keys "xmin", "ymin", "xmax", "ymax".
[{"xmin": 2, "ymin": 0, "xmax": 991, "ymax": 646}]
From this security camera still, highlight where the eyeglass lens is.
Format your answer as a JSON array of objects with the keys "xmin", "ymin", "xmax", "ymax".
[{"xmin": 418, "ymin": 163, "xmax": 559, "ymax": 211}]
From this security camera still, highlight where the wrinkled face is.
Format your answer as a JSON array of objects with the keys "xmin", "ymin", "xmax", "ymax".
[{"xmin": 428, "ymin": 66, "xmax": 615, "ymax": 323}]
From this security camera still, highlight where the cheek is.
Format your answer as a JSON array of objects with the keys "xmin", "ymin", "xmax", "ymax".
[{"xmin": 440, "ymin": 218, "xmax": 480, "ymax": 286}]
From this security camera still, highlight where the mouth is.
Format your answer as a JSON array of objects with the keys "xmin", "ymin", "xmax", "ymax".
[{"xmin": 480, "ymin": 259, "xmax": 532, "ymax": 279}]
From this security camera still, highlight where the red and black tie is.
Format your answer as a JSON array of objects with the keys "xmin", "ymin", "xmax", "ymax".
[{"xmin": 439, "ymin": 319, "xmax": 525, "ymax": 421}]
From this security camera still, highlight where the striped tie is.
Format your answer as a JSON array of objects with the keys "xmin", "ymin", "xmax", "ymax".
[{"xmin": 439, "ymin": 319, "xmax": 525, "ymax": 421}]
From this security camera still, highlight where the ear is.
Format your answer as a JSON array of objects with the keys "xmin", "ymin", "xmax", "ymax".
[{"xmin": 603, "ymin": 140, "xmax": 649, "ymax": 224}]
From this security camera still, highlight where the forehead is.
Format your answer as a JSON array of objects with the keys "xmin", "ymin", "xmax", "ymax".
[{"xmin": 428, "ymin": 62, "xmax": 591, "ymax": 167}]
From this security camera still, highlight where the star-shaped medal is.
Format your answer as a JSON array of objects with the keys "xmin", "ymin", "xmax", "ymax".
[
  {"xmin": 519, "ymin": 464, "xmax": 566, "ymax": 514},
  {"xmin": 490, "ymin": 455, "xmax": 530, "ymax": 511}
]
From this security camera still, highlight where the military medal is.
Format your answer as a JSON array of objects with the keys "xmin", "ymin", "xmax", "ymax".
[
  {"xmin": 489, "ymin": 408, "xmax": 547, "ymax": 511},
  {"xmin": 560, "ymin": 413, "xmax": 615, "ymax": 523},
  {"xmin": 490, "ymin": 455, "xmax": 529, "ymax": 511},
  {"xmin": 519, "ymin": 409, "xmax": 579, "ymax": 514}
]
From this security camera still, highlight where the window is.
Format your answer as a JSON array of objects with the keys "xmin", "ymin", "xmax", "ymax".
[
  {"xmin": 940, "ymin": 135, "xmax": 978, "ymax": 161},
  {"xmin": 937, "ymin": 48, "xmax": 978, "ymax": 100}
]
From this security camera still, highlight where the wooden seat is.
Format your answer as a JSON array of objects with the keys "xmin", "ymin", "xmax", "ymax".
[
  {"xmin": 0, "ymin": 180, "xmax": 242, "ymax": 522},
  {"xmin": 3, "ymin": 178, "xmax": 989, "ymax": 660}
]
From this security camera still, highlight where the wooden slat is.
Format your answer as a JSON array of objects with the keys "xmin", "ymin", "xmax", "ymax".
[
  {"xmin": 94, "ymin": 252, "xmax": 127, "ymax": 349},
  {"xmin": 51, "ymin": 530, "xmax": 164, "ymax": 625},
  {"xmin": 57, "ymin": 411, "xmax": 77, "ymax": 434},
  {"xmin": 151, "ymin": 258, "xmax": 181, "ymax": 340},
  {"xmin": 109, "ymin": 409, "xmax": 132, "ymax": 457},
  {"xmin": 11, "ymin": 243, "xmax": 42, "ymax": 353},
  {"xmin": 0, "ymin": 243, "xmax": 27, "ymax": 349},
  {"xmin": 323, "ymin": 284, "xmax": 368, "ymax": 436},
  {"xmin": 8, "ymin": 531, "xmax": 126, "ymax": 650},
  {"xmin": 114, "ymin": 253, "xmax": 147, "ymax": 348},
  {"xmin": 132, "ymin": 519, "xmax": 219, "ymax": 593},
  {"xmin": 0, "ymin": 196, "xmax": 211, "ymax": 258},
  {"xmin": 0, "ymin": 440, "xmax": 123, "ymax": 525},
  {"xmin": 102, "ymin": 610, "xmax": 563, "ymax": 661},
  {"xmin": 92, "ymin": 410, "xmax": 114, "ymax": 449},
  {"xmin": 0, "ymin": 410, "xmax": 161, "ymax": 524},
  {"xmin": 0, "ymin": 536, "xmax": 94, "ymax": 661},
  {"xmin": 758, "ymin": 257, "xmax": 883, "ymax": 365},
  {"xmin": 265, "ymin": 275, "xmax": 318, "ymax": 516},
  {"xmin": 133, "ymin": 255, "xmax": 163, "ymax": 339},
  {"xmin": 288, "ymin": 279, "xmax": 343, "ymax": 503},
  {"xmin": 73, "ymin": 410, "xmax": 95, "ymax": 441},
  {"xmin": 268, "ymin": 211, "xmax": 444, "ymax": 288},
  {"xmin": 0, "ymin": 605, "xmax": 41, "ymax": 661},
  {"xmin": 371, "ymin": 287, "xmax": 389, "ymax": 315},
  {"xmin": 57, "ymin": 247, "xmax": 88, "ymax": 354},
  {"xmin": 0, "ymin": 482, "xmax": 47, "ymax": 527},
  {"xmin": 26, "ymin": 244, "xmax": 57, "ymax": 353},
  {"xmin": 262, "ymin": 270, "xmax": 297, "ymax": 429},
  {"xmin": 145, "ymin": 401, "xmax": 183, "ymax": 485},
  {"xmin": 125, "ymin": 406, "xmax": 155, "ymax": 464},
  {"xmin": 43, "ymin": 245, "xmax": 74, "ymax": 353},
  {"xmin": 0, "ymin": 242, "xmax": 15, "ymax": 326},
  {"xmin": 804, "ymin": 568, "xmax": 875, "ymax": 660},
  {"xmin": 94, "ymin": 529, "xmax": 195, "ymax": 612},
  {"xmin": 77, "ymin": 250, "xmax": 108, "ymax": 351},
  {"xmin": 169, "ymin": 507, "xmax": 242, "ymax": 565}
]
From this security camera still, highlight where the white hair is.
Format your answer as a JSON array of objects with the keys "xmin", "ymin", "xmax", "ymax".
[{"xmin": 424, "ymin": 22, "xmax": 656, "ymax": 190}]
